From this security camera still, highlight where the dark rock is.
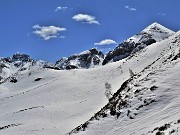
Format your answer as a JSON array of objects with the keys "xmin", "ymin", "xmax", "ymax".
[
  {"xmin": 156, "ymin": 131, "xmax": 164, "ymax": 135},
  {"xmin": 177, "ymin": 119, "xmax": 180, "ymax": 123},
  {"xmin": 10, "ymin": 77, "xmax": 17, "ymax": 83},
  {"xmin": 44, "ymin": 66, "xmax": 62, "ymax": 70},
  {"xmin": 102, "ymin": 33, "xmax": 156, "ymax": 65},
  {"xmin": 34, "ymin": 78, "xmax": 42, "ymax": 81},
  {"xmin": 0, "ymin": 63, "xmax": 7, "ymax": 68},
  {"xmin": 158, "ymin": 124, "xmax": 170, "ymax": 131},
  {"xmin": 12, "ymin": 53, "xmax": 32, "ymax": 62},
  {"xmin": 55, "ymin": 48, "xmax": 104, "ymax": 70},
  {"xmin": 150, "ymin": 86, "xmax": 158, "ymax": 91},
  {"xmin": 66, "ymin": 65, "xmax": 78, "ymax": 70}
]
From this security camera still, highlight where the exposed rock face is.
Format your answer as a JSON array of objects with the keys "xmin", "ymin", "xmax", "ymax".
[
  {"xmin": 102, "ymin": 22, "xmax": 175, "ymax": 65},
  {"xmin": 55, "ymin": 48, "xmax": 104, "ymax": 69},
  {"xmin": 1, "ymin": 53, "xmax": 32, "ymax": 64},
  {"xmin": 12, "ymin": 53, "xmax": 32, "ymax": 62}
]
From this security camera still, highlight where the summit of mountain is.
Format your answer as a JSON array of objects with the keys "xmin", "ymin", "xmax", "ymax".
[{"xmin": 102, "ymin": 22, "xmax": 175, "ymax": 65}]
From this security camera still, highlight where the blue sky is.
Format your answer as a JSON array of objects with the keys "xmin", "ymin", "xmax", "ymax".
[{"xmin": 0, "ymin": 0, "xmax": 180, "ymax": 62}]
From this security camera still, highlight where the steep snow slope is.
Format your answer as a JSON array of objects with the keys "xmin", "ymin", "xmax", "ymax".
[
  {"xmin": 102, "ymin": 22, "xmax": 175, "ymax": 65},
  {"xmin": 69, "ymin": 31, "xmax": 180, "ymax": 135}
]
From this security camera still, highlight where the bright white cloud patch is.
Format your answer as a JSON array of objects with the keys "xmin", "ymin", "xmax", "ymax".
[
  {"xmin": 125, "ymin": 6, "xmax": 137, "ymax": 11},
  {"xmin": 94, "ymin": 39, "xmax": 117, "ymax": 45},
  {"xmin": 72, "ymin": 14, "xmax": 100, "ymax": 25},
  {"xmin": 55, "ymin": 6, "xmax": 68, "ymax": 12},
  {"xmin": 32, "ymin": 25, "xmax": 66, "ymax": 40}
]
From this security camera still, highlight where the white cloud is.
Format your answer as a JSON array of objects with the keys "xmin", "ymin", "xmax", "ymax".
[
  {"xmin": 72, "ymin": 14, "xmax": 100, "ymax": 25},
  {"xmin": 125, "ymin": 6, "xmax": 137, "ymax": 11},
  {"xmin": 55, "ymin": 6, "xmax": 68, "ymax": 12},
  {"xmin": 32, "ymin": 25, "xmax": 66, "ymax": 40},
  {"xmin": 158, "ymin": 12, "xmax": 166, "ymax": 16},
  {"xmin": 94, "ymin": 39, "xmax": 117, "ymax": 46}
]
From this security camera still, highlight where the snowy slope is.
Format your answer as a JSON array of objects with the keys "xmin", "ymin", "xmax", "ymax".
[
  {"xmin": 0, "ymin": 59, "xmax": 123, "ymax": 135},
  {"xmin": 0, "ymin": 26, "xmax": 179, "ymax": 135},
  {"xmin": 69, "ymin": 31, "xmax": 180, "ymax": 135},
  {"xmin": 102, "ymin": 22, "xmax": 175, "ymax": 65}
]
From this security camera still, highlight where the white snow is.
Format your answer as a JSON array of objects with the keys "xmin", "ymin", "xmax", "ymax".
[
  {"xmin": 70, "ymin": 31, "xmax": 180, "ymax": 135},
  {"xmin": 0, "ymin": 27, "xmax": 179, "ymax": 135},
  {"xmin": 126, "ymin": 22, "xmax": 175, "ymax": 44},
  {"xmin": 143, "ymin": 22, "xmax": 175, "ymax": 41}
]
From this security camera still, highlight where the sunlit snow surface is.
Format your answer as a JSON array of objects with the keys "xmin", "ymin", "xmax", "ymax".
[
  {"xmin": 70, "ymin": 31, "xmax": 180, "ymax": 135},
  {"xmin": 0, "ymin": 31, "xmax": 179, "ymax": 135}
]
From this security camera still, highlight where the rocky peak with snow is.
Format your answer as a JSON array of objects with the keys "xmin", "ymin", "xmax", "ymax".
[
  {"xmin": 0, "ymin": 53, "xmax": 33, "ymax": 64},
  {"xmin": 143, "ymin": 22, "xmax": 174, "ymax": 34},
  {"xmin": 11, "ymin": 52, "xmax": 32, "ymax": 63},
  {"xmin": 54, "ymin": 48, "xmax": 104, "ymax": 69},
  {"xmin": 102, "ymin": 22, "xmax": 175, "ymax": 65},
  {"xmin": 142, "ymin": 22, "xmax": 175, "ymax": 41},
  {"xmin": 0, "ymin": 53, "xmax": 52, "ymax": 83}
]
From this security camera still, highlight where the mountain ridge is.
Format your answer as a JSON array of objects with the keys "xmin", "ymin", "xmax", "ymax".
[
  {"xmin": 102, "ymin": 22, "xmax": 175, "ymax": 65},
  {"xmin": 0, "ymin": 22, "xmax": 176, "ymax": 70},
  {"xmin": 0, "ymin": 23, "xmax": 179, "ymax": 135},
  {"xmin": 0, "ymin": 22, "xmax": 176, "ymax": 85}
]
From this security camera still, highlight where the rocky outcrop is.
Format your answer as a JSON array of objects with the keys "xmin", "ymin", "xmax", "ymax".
[{"xmin": 55, "ymin": 48, "xmax": 104, "ymax": 69}]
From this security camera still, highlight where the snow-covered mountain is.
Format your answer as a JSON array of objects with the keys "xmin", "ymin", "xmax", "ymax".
[
  {"xmin": 68, "ymin": 31, "xmax": 180, "ymax": 135},
  {"xmin": 54, "ymin": 48, "xmax": 104, "ymax": 69},
  {"xmin": 0, "ymin": 23, "xmax": 179, "ymax": 135},
  {"xmin": 54, "ymin": 23, "xmax": 175, "ymax": 69},
  {"xmin": 102, "ymin": 22, "xmax": 175, "ymax": 65},
  {"xmin": 0, "ymin": 53, "xmax": 52, "ymax": 84}
]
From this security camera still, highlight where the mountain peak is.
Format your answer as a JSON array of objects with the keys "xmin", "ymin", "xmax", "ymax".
[
  {"xmin": 148, "ymin": 22, "xmax": 161, "ymax": 27},
  {"xmin": 12, "ymin": 53, "xmax": 32, "ymax": 62},
  {"xmin": 102, "ymin": 22, "xmax": 176, "ymax": 65},
  {"xmin": 143, "ymin": 22, "xmax": 175, "ymax": 34},
  {"xmin": 55, "ymin": 48, "xmax": 104, "ymax": 70}
]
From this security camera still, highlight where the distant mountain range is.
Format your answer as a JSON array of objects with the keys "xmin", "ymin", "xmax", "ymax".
[{"xmin": 0, "ymin": 22, "xmax": 176, "ymax": 84}]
